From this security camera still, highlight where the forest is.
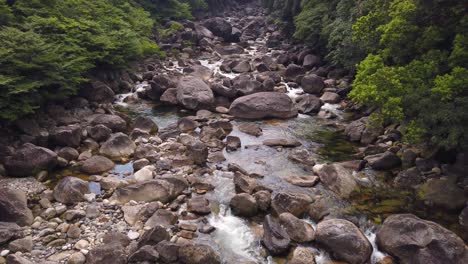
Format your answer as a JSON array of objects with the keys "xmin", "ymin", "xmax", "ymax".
[{"xmin": 263, "ymin": 0, "xmax": 467, "ymax": 150}]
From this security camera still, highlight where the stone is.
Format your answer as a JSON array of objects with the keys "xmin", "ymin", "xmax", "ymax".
[
  {"xmin": 229, "ymin": 92, "xmax": 298, "ymax": 119},
  {"xmin": 160, "ymin": 88, "xmax": 179, "ymax": 105},
  {"xmin": 203, "ymin": 17, "xmax": 233, "ymax": 41},
  {"xmin": 279, "ymin": 213, "xmax": 315, "ymax": 243},
  {"xmin": 145, "ymin": 209, "xmax": 178, "ymax": 228},
  {"xmin": 320, "ymin": 92, "xmax": 340, "ymax": 104},
  {"xmin": 4, "ymin": 143, "xmax": 57, "ymax": 177},
  {"xmin": 177, "ymin": 76, "xmax": 214, "ymax": 110},
  {"xmin": 238, "ymin": 123, "xmax": 262, "ymax": 136},
  {"xmin": 0, "ymin": 187, "xmax": 33, "ymax": 226},
  {"xmin": 8, "ymin": 236, "xmax": 33, "ymax": 252},
  {"xmin": 178, "ymin": 244, "xmax": 221, "ymax": 264},
  {"xmin": 99, "ymin": 133, "xmax": 136, "ymax": 160},
  {"xmin": 133, "ymin": 166, "xmax": 155, "ymax": 182},
  {"xmin": 178, "ymin": 117, "xmax": 199, "ymax": 132},
  {"xmin": 128, "ymin": 245, "xmax": 159, "ymax": 263},
  {"xmin": 417, "ymin": 176, "xmax": 466, "ymax": 210},
  {"xmin": 6, "ymin": 254, "xmax": 33, "ymax": 264},
  {"xmin": 315, "ymin": 219, "xmax": 372, "ymax": 264},
  {"xmin": 80, "ymin": 155, "xmax": 114, "ymax": 174},
  {"xmin": 285, "ymin": 64, "xmax": 305, "ymax": 81},
  {"xmin": 186, "ymin": 140, "xmax": 208, "ymax": 165},
  {"xmin": 315, "ymin": 163, "xmax": 357, "ymax": 198},
  {"xmin": 214, "ymin": 44, "xmax": 244, "ymax": 56},
  {"xmin": 301, "ymin": 74, "xmax": 324, "ymax": 94},
  {"xmin": 110, "ymin": 178, "xmax": 186, "ymax": 204},
  {"xmin": 90, "ymin": 114, "xmax": 127, "ymax": 132},
  {"xmin": 226, "ymin": 136, "xmax": 241, "ymax": 151},
  {"xmin": 263, "ymin": 138, "xmax": 301, "ymax": 147},
  {"xmin": 365, "ymin": 151, "xmax": 402, "ymax": 170},
  {"xmin": 68, "ymin": 252, "xmax": 86, "ymax": 264},
  {"xmin": 50, "ymin": 125, "xmax": 82, "ymax": 147},
  {"xmin": 0, "ymin": 222, "xmax": 22, "ymax": 245},
  {"xmin": 253, "ymin": 190, "xmax": 271, "ymax": 211},
  {"xmin": 86, "ymin": 243, "xmax": 127, "ymax": 264},
  {"xmin": 271, "ymin": 192, "xmax": 313, "ymax": 217},
  {"xmin": 345, "ymin": 117, "xmax": 368, "ymax": 142},
  {"xmin": 285, "ymin": 175, "xmax": 319, "ymax": 187},
  {"xmin": 233, "ymin": 172, "xmax": 257, "ymax": 194},
  {"xmin": 296, "ymin": 94, "xmax": 323, "ymax": 114},
  {"xmin": 133, "ymin": 115, "xmax": 158, "ymax": 134},
  {"xmin": 288, "ymin": 247, "xmax": 316, "ymax": 264},
  {"xmin": 377, "ymin": 214, "xmax": 468, "ymax": 264},
  {"xmin": 303, "ymin": 54, "xmax": 321, "ymax": 69},
  {"xmin": 187, "ymin": 196, "xmax": 211, "ymax": 215},
  {"xmin": 232, "ymin": 60, "xmax": 252, "ymax": 73},
  {"xmin": 230, "ymin": 193, "xmax": 258, "ymax": 217},
  {"xmin": 81, "ymin": 81, "xmax": 115, "ymax": 103},
  {"xmin": 57, "ymin": 147, "xmax": 79, "ymax": 161},
  {"xmin": 138, "ymin": 225, "xmax": 170, "ymax": 247},
  {"xmin": 262, "ymin": 214, "xmax": 290, "ymax": 255},
  {"xmin": 88, "ymin": 125, "xmax": 112, "ymax": 142},
  {"xmin": 53, "ymin": 177, "xmax": 89, "ymax": 205}
]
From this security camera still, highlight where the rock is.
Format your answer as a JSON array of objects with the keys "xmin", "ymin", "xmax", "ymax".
[
  {"xmin": 230, "ymin": 193, "xmax": 258, "ymax": 217},
  {"xmin": 296, "ymin": 94, "xmax": 323, "ymax": 114},
  {"xmin": 86, "ymin": 243, "xmax": 127, "ymax": 264},
  {"xmin": 99, "ymin": 133, "xmax": 136, "ymax": 160},
  {"xmin": 9, "ymin": 236, "xmax": 33, "ymax": 252},
  {"xmin": 90, "ymin": 114, "xmax": 127, "ymax": 132},
  {"xmin": 160, "ymin": 88, "xmax": 179, "ymax": 105},
  {"xmin": 134, "ymin": 165, "xmax": 155, "ymax": 182},
  {"xmin": 271, "ymin": 192, "xmax": 313, "ymax": 217},
  {"xmin": 195, "ymin": 24, "xmax": 214, "ymax": 39},
  {"xmin": 203, "ymin": 17, "xmax": 233, "ymax": 41},
  {"xmin": 285, "ymin": 64, "xmax": 305, "ymax": 81},
  {"xmin": 50, "ymin": 125, "xmax": 82, "ymax": 147},
  {"xmin": 233, "ymin": 172, "xmax": 257, "ymax": 194},
  {"xmin": 315, "ymin": 163, "xmax": 357, "ymax": 198},
  {"xmin": 184, "ymin": 65, "xmax": 212, "ymax": 82},
  {"xmin": 187, "ymin": 196, "xmax": 211, "ymax": 215},
  {"xmin": 288, "ymin": 247, "xmax": 316, "ymax": 264},
  {"xmin": 417, "ymin": 176, "xmax": 466, "ymax": 210},
  {"xmin": 303, "ymin": 54, "xmax": 321, "ymax": 69},
  {"xmin": 229, "ymin": 92, "xmax": 298, "ymax": 119},
  {"xmin": 4, "ymin": 143, "xmax": 58, "ymax": 177},
  {"xmin": 145, "ymin": 209, "xmax": 178, "ymax": 228},
  {"xmin": 226, "ymin": 136, "xmax": 241, "ymax": 151},
  {"xmin": 285, "ymin": 175, "xmax": 319, "ymax": 187},
  {"xmin": 53, "ymin": 177, "xmax": 89, "ymax": 205},
  {"xmin": 279, "ymin": 213, "xmax": 315, "ymax": 243},
  {"xmin": 186, "ymin": 140, "xmax": 208, "ymax": 165},
  {"xmin": 6, "ymin": 254, "xmax": 33, "ymax": 264},
  {"xmin": 0, "ymin": 222, "xmax": 22, "ymax": 245},
  {"xmin": 133, "ymin": 116, "xmax": 158, "ymax": 134},
  {"xmin": 394, "ymin": 167, "xmax": 423, "ymax": 187},
  {"xmin": 460, "ymin": 205, "xmax": 468, "ymax": 227},
  {"xmin": 138, "ymin": 225, "xmax": 170, "ymax": 247},
  {"xmin": 232, "ymin": 60, "xmax": 252, "ymax": 73},
  {"xmin": 80, "ymin": 81, "xmax": 115, "ymax": 103},
  {"xmin": 178, "ymin": 117, "xmax": 199, "ymax": 132},
  {"xmin": 301, "ymin": 74, "xmax": 324, "ymax": 94},
  {"xmin": 128, "ymin": 245, "xmax": 159, "ymax": 263},
  {"xmin": 102, "ymin": 232, "xmax": 131, "ymax": 247},
  {"xmin": 315, "ymin": 219, "xmax": 372, "ymax": 264},
  {"xmin": 365, "ymin": 151, "xmax": 401, "ymax": 170},
  {"xmin": 156, "ymin": 241, "xmax": 180, "ymax": 263},
  {"xmin": 177, "ymin": 76, "xmax": 214, "ymax": 110},
  {"xmin": 231, "ymin": 75, "xmax": 264, "ymax": 96},
  {"xmin": 178, "ymin": 244, "xmax": 221, "ymax": 264},
  {"xmin": 57, "ymin": 147, "xmax": 79, "ymax": 161},
  {"xmin": 110, "ymin": 178, "xmax": 186, "ymax": 204},
  {"xmin": 262, "ymin": 214, "xmax": 290, "ymax": 255},
  {"xmin": 0, "ymin": 188, "xmax": 33, "ymax": 226},
  {"xmin": 345, "ymin": 117, "xmax": 368, "ymax": 142},
  {"xmin": 133, "ymin": 158, "xmax": 150, "ymax": 171},
  {"xmin": 80, "ymin": 155, "xmax": 114, "ymax": 174},
  {"xmin": 253, "ymin": 190, "xmax": 271, "ymax": 211},
  {"xmin": 263, "ymin": 138, "xmax": 301, "ymax": 147},
  {"xmin": 320, "ymin": 92, "xmax": 340, "ymax": 104},
  {"xmin": 238, "ymin": 123, "xmax": 262, "ymax": 136},
  {"xmin": 68, "ymin": 252, "xmax": 86, "ymax": 264},
  {"xmin": 377, "ymin": 214, "xmax": 468, "ymax": 264},
  {"xmin": 214, "ymin": 44, "xmax": 244, "ymax": 56}
]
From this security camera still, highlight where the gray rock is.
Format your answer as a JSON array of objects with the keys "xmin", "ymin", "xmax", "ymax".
[
  {"xmin": 229, "ymin": 92, "xmax": 298, "ymax": 119},
  {"xmin": 177, "ymin": 76, "xmax": 214, "ymax": 110},
  {"xmin": 138, "ymin": 225, "xmax": 170, "ymax": 247},
  {"xmin": 301, "ymin": 74, "xmax": 324, "ymax": 94},
  {"xmin": 315, "ymin": 163, "xmax": 357, "ymax": 198},
  {"xmin": 320, "ymin": 92, "xmax": 340, "ymax": 104},
  {"xmin": 86, "ymin": 242, "xmax": 126, "ymax": 264},
  {"xmin": 128, "ymin": 245, "xmax": 159, "ymax": 263},
  {"xmin": 80, "ymin": 155, "xmax": 114, "ymax": 174},
  {"xmin": 365, "ymin": 151, "xmax": 401, "ymax": 170},
  {"xmin": 178, "ymin": 244, "xmax": 221, "ymax": 264},
  {"xmin": 133, "ymin": 116, "xmax": 158, "ymax": 134},
  {"xmin": 0, "ymin": 222, "xmax": 23, "ymax": 245},
  {"xmin": 285, "ymin": 64, "xmax": 305, "ymax": 81},
  {"xmin": 271, "ymin": 192, "xmax": 313, "ymax": 217},
  {"xmin": 230, "ymin": 193, "xmax": 258, "ymax": 217},
  {"xmin": 90, "ymin": 114, "xmax": 127, "ymax": 132},
  {"xmin": 279, "ymin": 213, "xmax": 315, "ymax": 243},
  {"xmin": 296, "ymin": 94, "xmax": 323, "ymax": 114},
  {"xmin": 4, "ymin": 143, "xmax": 57, "ymax": 177},
  {"xmin": 50, "ymin": 125, "xmax": 82, "ymax": 147},
  {"xmin": 53, "ymin": 177, "xmax": 89, "ymax": 205},
  {"xmin": 9, "ymin": 236, "xmax": 33, "ymax": 252},
  {"xmin": 262, "ymin": 214, "xmax": 290, "ymax": 255},
  {"xmin": 0, "ymin": 187, "xmax": 33, "ymax": 226},
  {"xmin": 288, "ymin": 247, "xmax": 316, "ymax": 264},
  {"xmin": 99, "ymin": 133, "xmax": 136, "ymax": 160},
  {"xmin": 187, "ymin": 196, "xmax": 211, "ymax": 215},
  {"xmin": 110, "ymin": 178, "xmax": 185, "ymax": 204},
  {"xmin": 81, "ymin": 81, "xmax": 115, "ymax": 103}
]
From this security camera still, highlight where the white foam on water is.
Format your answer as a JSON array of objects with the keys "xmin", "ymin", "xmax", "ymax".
[
  {"xmin": 315, "ymin": 249, "xmax": 333, "ymax": 264},
  {"xmin": 208, "ymin": 205, "xmax": 262, "ymax": 263},
  {"xmin": 321, "ymin": 103, "xmax": 344, "ymax": 119},
  {"xmin": 365, "ymin": 228, "xmax": 389, "ymax": 264}
]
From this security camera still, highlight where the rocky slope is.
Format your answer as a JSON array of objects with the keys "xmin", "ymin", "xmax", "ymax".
[{"xmin": 0, "ymin": 1, "xmax": 467, "ymax": 264}]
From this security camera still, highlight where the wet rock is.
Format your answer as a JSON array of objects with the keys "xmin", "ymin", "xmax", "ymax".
[
  {"xmin": 377, "ymin": 214, "xmax": 468, "ymax": 264},
  {"xmin": 0, "ymin": 187, "xmax": 33, "ymax": 226},
  {"xmin": 296, "ymin": 94, "xmax": 323, "ymax": 114},
  {"xmin": 86, "ymin": 242, "xmax": 126, "ymax": 264},
  {"xmin": 90, "ymin": 114, "xmax": 127, "ymax": 132},
  {"xmin": 271, "ymin": 192, "xmax": 313, "ymax": 217},
  {"xmin": 262, "ymin": 214, "xmax": 291, "ymax": 255},
  {"xmin": 315, "ymin": 163, "xmax": 357, "ymax": 198},
  {"xmin": 230, "ymin": 193, "xmax": 258, "ymax": 217},
  {"xmin": 0, "ymin": 222, "xmax": 23, "ymax": 245},
  {"xmin": 160, "ymin": 88, "xmax": 179, "ymax": 105},
  {"xmin": 128, "ymin": 245, "xmax": 159, "ymax": 263},
  {"xmin": 177, "ymin": 76, "xmax": 214, "ymax": 110},
  {"xmin": 133, "ymin": 116, "xmax": 158, "ymax": 134},
  {"xmin": 365, "ymin": 152, "xmax": 401, "ymax": 170},
  {"xmin": 138, "ymin": 225, "xmax": 170, "ymax": 247},
  {"xmin": 285, "ymin": 64, "xmax": 305, "ymax": 81},
  {"xmin": 253, "ymin": 190, "xmax": 271, "ymax": 211},
  {"xmin": 226, "ymin": 136, "xmax": 241, "ymax": 151},
  {"xmin": 80, "ymin": 81, "xmax": 115, "ymax": 103},
  {"xmin": 263, "ymin": 138, "xmax": 301, "ymax": 147},
  {"xmin": 9, "ymin": 236, "xmax": 32, "ymax": 253},
  {"xmin": 53, "ymin": 176, "xmax": 89, "ymax": 204},
  {"xmin": 187, "ymin": 196, "xmax": 211, "ymax": 215},
  {"xmin": 99, "ymin": 133, "xmax": 136, "ymax": 160},
  {"xmin": 279, "ymin": 213, "xmax": 315, "ymax": 243},
  {"xmin": 110, "ymin": 178, "xmax": 185, "ymax": 204},
  {"xmin": 145, "ymin": 209, "xmax": 178, "ymax": 228},
  {"xmin": 238, "ymin": 123, "xmax": 262, "ymax": 136},
  {"xmin": 229, "ymin": 92, "xmax": 298, "ymax": 119},
  {"xmin": 417, "ymin": 176, "xmax": 466, "ymax": 210},
  {"xmin": 80, "ymin": 155, "xmax": 114, "ymax": 174},
  {"xmin": 234, "ymin": 172, "xmax": 257, "ymax": 194},
  {"xmin": 4, "ymin": 143, "xmax": 58, "ymax": 177},
  {"xmin": 288, "ymin": 247, "xmax": 316, "ymax": 264},
  {"xmin": 320, "ymin": 92, "xmax": 340, "ymax": 104},
  {"xmin": 186, "ymin": 140, "xmax": 209, "ymax": 165},
  {"xmin": 315, "ymin": 219, "xmax": 372, "ymax": 264},
  {"xmin": 285, "ymin": 175, "xmax": 319, "ymax": 187},
  {"xmin": 178, "ymin": 244, "xmax": 221, "ymax": 264},
  {"xmin": 178, "ymin": 117, "xmax": 199, "ymax": 132},
  {"xmin": 214, "ymin": 44, "xmax": 244, "ymax": 55},
  {"xmin": 301, "ymin": 74, "xmax": 324, "ymax": 95}
]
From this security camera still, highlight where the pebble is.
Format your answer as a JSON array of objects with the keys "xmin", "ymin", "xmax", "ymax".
[
  {"xmin": 127, "ymin": 231, "xmax": 140, "ymax": 240},
  {"xmin": 42, "ymin": 208, "xmax": 57, "ymax": 219},
  {"xmin": 74, "ymin": 240, "xmax": 89, "ymax": 250},
  {"xmin": 0, "ymin": 250, "xmax": 9, "ymax": 257},
  {"xmin": 68, "ymin": 252, "xmax": 86, "ymax": 264}
]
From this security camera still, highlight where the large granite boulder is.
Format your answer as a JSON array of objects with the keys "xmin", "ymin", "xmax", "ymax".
[
  {"xmin": 99, "ymin": 133, "xmax": 136, "ymax": 160},
  {"xmin": 4, "ymin": 143, "xmax": 57, "ymax": 177},
  {"xmin": 0, "ymin": 188, "xmax": 33, "ymax": 226},
  {"xmin": 229, "ymin": 92, "xmax": 298, "ymax": 119},
  {"xmin": 177, "ymin": 76, "xmax": 214, "ymax": 110}
]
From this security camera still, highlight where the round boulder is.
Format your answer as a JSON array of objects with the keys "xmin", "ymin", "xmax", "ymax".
[{"xmin": 229, "ymin": 92, "xmax": 298, "ymax": 119}]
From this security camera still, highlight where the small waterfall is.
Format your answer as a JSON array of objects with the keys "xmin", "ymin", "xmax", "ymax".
[{"xmin": 365, "ymin": 228, "xmax": 389, "ymax": 264}]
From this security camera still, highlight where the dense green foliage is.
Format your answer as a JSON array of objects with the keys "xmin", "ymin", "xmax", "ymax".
[{"xmin": 265, "ymin": 0, "xmax": 468, "ymax": 149}]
